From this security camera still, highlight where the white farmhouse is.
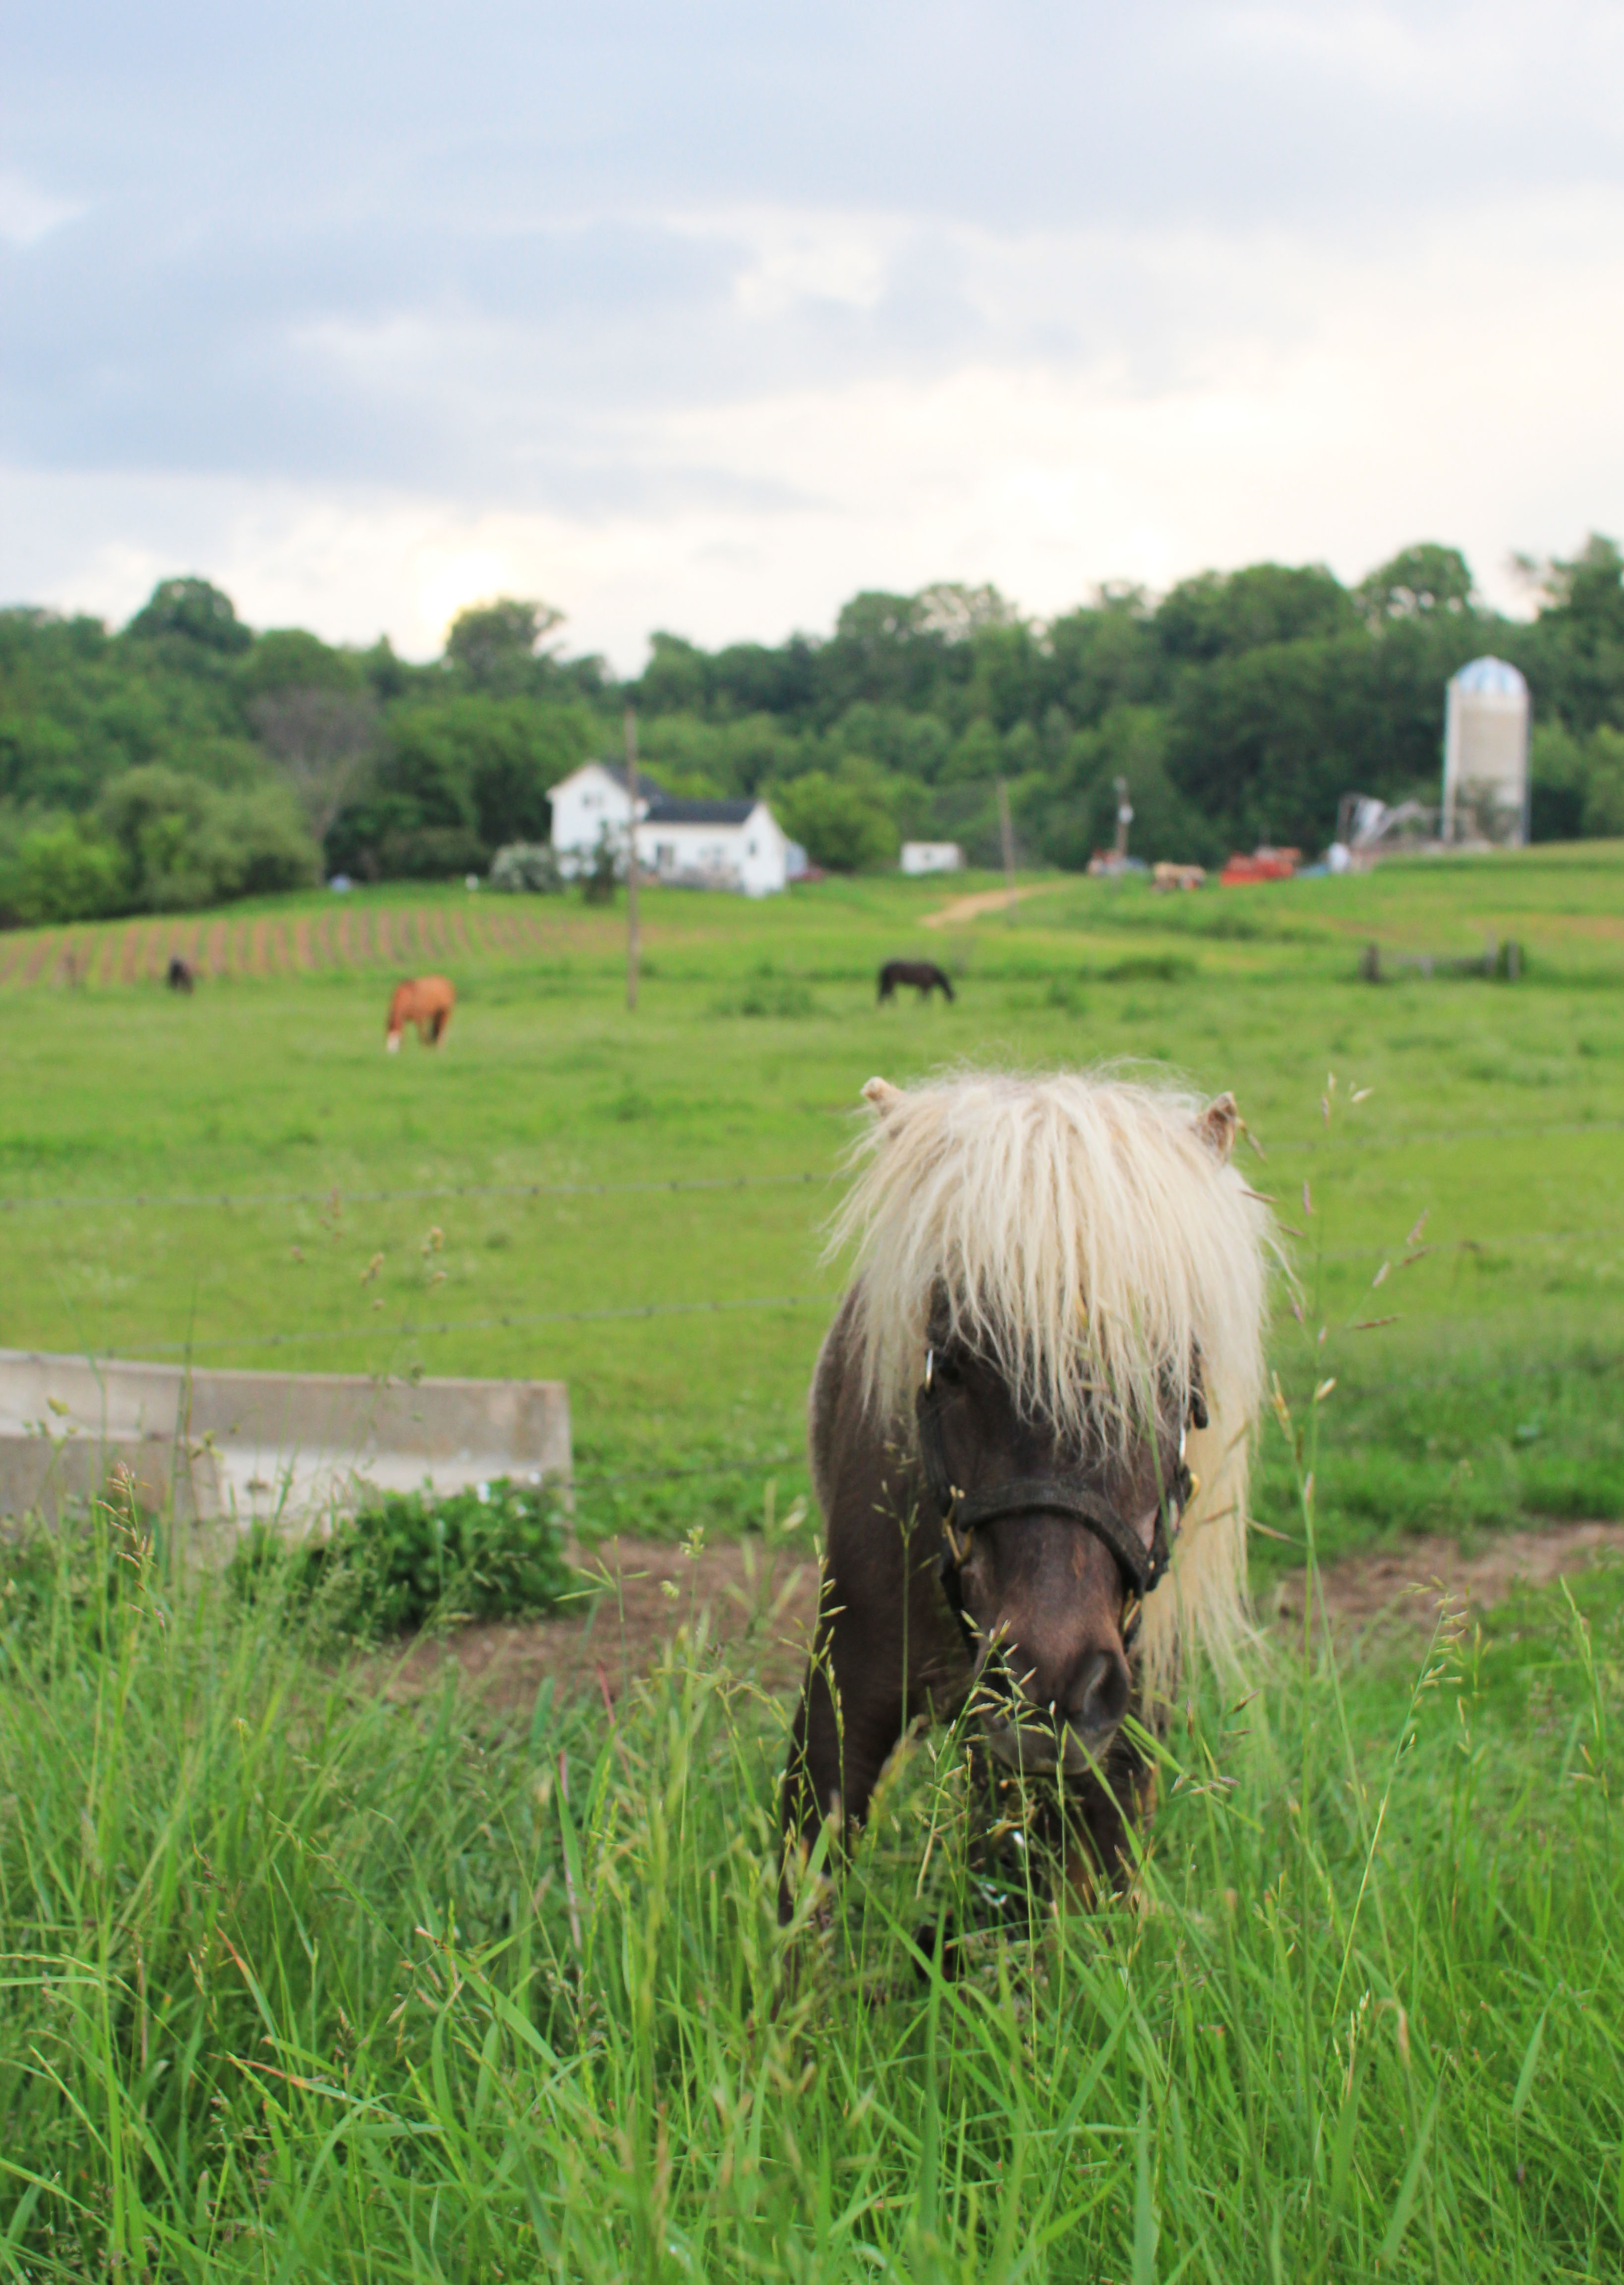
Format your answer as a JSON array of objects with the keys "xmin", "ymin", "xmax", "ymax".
[
  {"xmin": 901, "ymin": 841, "xmax": 964, "ymax": 875},
  {"xmin": 546, "ymin": 760, "xmax": 791, "ymax": 897},
  {"xmin": 547, "ymin": 759, "xmax": 635, "ymax": 871}
]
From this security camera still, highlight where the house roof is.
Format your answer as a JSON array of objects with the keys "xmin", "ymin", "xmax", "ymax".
[
  {"xmin": 589, "ymin": 759, "xmax": 668, "ymax": 795},
  {"xmin": 644, "ymin": 795, "xmax": 755, "ymax": 827}
]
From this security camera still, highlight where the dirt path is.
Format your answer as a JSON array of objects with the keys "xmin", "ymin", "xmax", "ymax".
[
  {"xmin": 922, "ymin": 884, "xmax": 1045, "ymax": 930},
  {"xmin": 396, "ymin": 1518, "xmax": 1624, "ymax": 1712}
]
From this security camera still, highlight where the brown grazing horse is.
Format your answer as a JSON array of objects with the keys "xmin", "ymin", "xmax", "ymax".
[
  {"xmin": 780, "ymin": 1069, "xmax": 1273, "ymax": 1923},
  {"xmin": 385, "ymin": 975, "xmax": 456, "ymax": 1051},
  {"xmin": 877, "ymin": 959, "xmax": 954, "ymax": 1003},
  {"xmin": 166, "ymin": 956, "xmax": 195, "ymax": 993}
]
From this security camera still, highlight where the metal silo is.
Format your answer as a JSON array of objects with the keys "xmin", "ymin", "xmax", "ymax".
[{"xmin": 1442, "ymin": 656, "xmax": 1530, "ymax": 845}]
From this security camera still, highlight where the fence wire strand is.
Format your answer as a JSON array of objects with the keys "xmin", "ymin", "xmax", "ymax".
[
  {"xmin": 0, "ymin": 1170, "xmax": 828, "ymax": 1214},
  {"xmin": 63, "ymin": 1291, "xmax": 836, "ymax": 1360},
  {"xmin": 4, "ymin": 1117, "xmax": 1623, "ymax": 1215},
  {"xmin": 25, "ymin": 1220, "xmax": 1620, "ymax": 1366}
]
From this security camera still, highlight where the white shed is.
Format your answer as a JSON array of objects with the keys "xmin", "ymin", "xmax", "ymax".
[
  {"xmin": 901, "ymin": 841, "xmax": 964, "ymax": 875},
  {"xmin": 1443, "ymin": 657, "xmax": 1530, "ymax": 845}
]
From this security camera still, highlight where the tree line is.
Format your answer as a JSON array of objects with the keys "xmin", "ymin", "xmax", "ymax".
[{"xmin": 2, "ymin": 539, "xmax": 1622, "ymax": 925}]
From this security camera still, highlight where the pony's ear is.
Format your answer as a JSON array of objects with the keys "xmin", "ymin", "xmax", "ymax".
[
  {"xmin": 862, "ymin": 1076, "xmax": 903, "ymax": 1118},
  {"xmin": 1194, "ymin": 1091, "xmax": 1239, "ymax": 1163}
]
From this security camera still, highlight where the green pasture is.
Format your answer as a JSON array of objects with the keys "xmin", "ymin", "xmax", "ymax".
[{"xmin": 2, "ymin": 845, "xmax": 1623, "ymax": 1562}]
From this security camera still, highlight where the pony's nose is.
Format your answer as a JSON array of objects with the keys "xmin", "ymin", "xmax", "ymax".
[{"xmin": 1061, "ymin": 1648, "xmax": 1131, "ymax": 1737}]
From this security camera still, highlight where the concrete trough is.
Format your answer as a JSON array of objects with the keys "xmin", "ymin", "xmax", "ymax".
[{"xmin": 0, "ymin": 1348, "xmax": 572, "ymax": 1532}]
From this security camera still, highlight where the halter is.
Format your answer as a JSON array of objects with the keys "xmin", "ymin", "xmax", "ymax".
[{"xmin": 914, "ymin": 1349, "xmax": 1195, "ymax": 1657}]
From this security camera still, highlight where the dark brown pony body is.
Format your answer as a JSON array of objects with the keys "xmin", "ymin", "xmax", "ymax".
[
  {"xmin": 780, "ymin": 1292, "xmax": 1180, "ymax": 1920},
  {"xmin": 877, "ymin": 959, "xmax": 954, "ymax": 1003},
  {"xmin": 166, "ymin": 957, "xmax": 195, "ymax": 993},
  {"xmin": 386, "ymin": 975, "xmax": 456, "ymax": 1050}
]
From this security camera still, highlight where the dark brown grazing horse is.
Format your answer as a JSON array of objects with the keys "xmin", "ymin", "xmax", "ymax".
[
  {"xmin": 877, "ymin": 959, "xmax": 954, "ymax": 1003},
  {"xmin": 780, "ymin": 1069, "xmax": 1272, "ymax": 1924},
  {"xmin": 166, "ymin": 957, "xmax": 195, "ymax": 993}
]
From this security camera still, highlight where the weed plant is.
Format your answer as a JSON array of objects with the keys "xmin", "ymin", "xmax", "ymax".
[{"xmin": 226, "ymin": 1476, "xmax": 579, "ymax": 1637}]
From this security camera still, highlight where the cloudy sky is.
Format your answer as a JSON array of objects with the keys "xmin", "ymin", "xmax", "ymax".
[{"xmin": 4, "ymin": 1, "xmax": 1623, "ymax": 667}]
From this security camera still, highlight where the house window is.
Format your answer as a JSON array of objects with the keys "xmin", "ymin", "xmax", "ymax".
[{"xmin": 747, "ymin": 840, "xmax": 756, "ymax": 856}]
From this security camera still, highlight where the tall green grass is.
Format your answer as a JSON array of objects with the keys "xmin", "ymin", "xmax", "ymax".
[{"xmin": 2, "ymin": 1484, "xmax": 1621, "ymax": 2280}]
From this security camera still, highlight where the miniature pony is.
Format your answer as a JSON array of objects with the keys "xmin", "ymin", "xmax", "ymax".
[{"xmin": 781, "ymin": 1068, "xmax": 1274, "ymax": 1915}]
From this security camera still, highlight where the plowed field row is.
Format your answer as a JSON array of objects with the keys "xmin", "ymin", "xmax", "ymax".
[{"xmin": 0, "ymin": 902, "xmax": 564, "ymax": 989}]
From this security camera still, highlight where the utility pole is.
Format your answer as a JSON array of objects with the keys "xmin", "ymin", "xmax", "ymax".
[
  {"xmin": 625, "ymin": 706, "xmax": 640, "ymax": 1012},
  {"xmin": 1113, "ymin": 775, "xmax": 1133, "ymax": 865},
  {"xmin": 996, "ymin": 775, "xmax": 1017, "ymax": 922}
]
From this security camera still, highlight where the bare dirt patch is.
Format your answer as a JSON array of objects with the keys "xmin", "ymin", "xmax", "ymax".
[
  {"xmin": 1271, "ymin": 1518, "xmax": 1624, "ymax": 1633},
  {"xmin": 394, "ymin": 1518, "xmax": 1624, "ymax": 1713},
  {"xmin": 392, "ymin": 1534, "xmax": 821, "ymax": 1713}
]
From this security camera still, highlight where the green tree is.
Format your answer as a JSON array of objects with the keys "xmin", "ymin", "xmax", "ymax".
[
  {"xmin": 1582, "ymin": 726, "xmax": 1624, "ymax": 836},
  {"xmin": 637, "ymin": 633, "xmax": 712, "ymax": 716},
  {"xmin": 326, "ymin": 698, "xmax": 595, "ymax": 879},
  {"xmin": 1518, "ymin": 535, "xmax": 1624, "ymax": 733},
  {"xmin": 1027, "ymin": 706, "xmax": 1219, "ymax": 870},
  {"xmin": 1528, "ymin": 722, "xmax": 1592, "ymax": 841},
  {"xmin": 1156, "ymin": 563, "xmax": 1354, "ymax": 665},
  {"xmin": 0, "ymin": 818, "xmax": 123, "ymax": 926},
  {"xmin": 1355, "ymin": 543, "xmax": 1474, "ymax": 626},
  {"xmin": 248, "ymin": 686, "xmax": 380, "ymax": 843},
  {"xmin": 237, "ymin": 628, "xmax": 366, "ymax": 701},
  {"xmin": 126, "ymin": 578, "xmax": 252, "ymax": 655},
  {"xmin": 444, "ymin": 599, "xmax": 565, "ymax": 695},
  {"xmin": 770, "ymin": 772, "xmax": 899, "ymax": 871},
  {"xmin": 96, "ymin": 766, "xmax": 315, "ymax": 908},
  {"xmin": 1044, "ymin": 590, "xmax": 1159, "ymax": 725}
]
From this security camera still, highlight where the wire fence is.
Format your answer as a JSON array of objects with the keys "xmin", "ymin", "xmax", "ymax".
[
  {"xmin": 7, "ymin": 1207, "xmax": 1620, "ymax": 1371},
  {"xmin": 3, "ymin": 1116, "xmax": 1622, "ymax": 1216},
  {"xmin": 15, "ymin": 1211, "xmax": 1619, "ymax": 1377},
  {"xmin": 0, "ymin": 1170, "xmax": 829, "ymax": 1214},
  {"xmin": 69, "ymin": 1291, "xmax": 835, "ymax": 1360},
  {"xmin": 525, "ymin": 1321, "xmax": 1624, "ymax": 1498}
]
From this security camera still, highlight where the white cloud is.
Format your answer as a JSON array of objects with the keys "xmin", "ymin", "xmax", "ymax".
[
  {"xmin": 714, "ymin": 210, "xmax": 900, "ymax": 318},
  {"xmin": 0, "ymin": 171, "xmax": 87, "ymax": 247}
]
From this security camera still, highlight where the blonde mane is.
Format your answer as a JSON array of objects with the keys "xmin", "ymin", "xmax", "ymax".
[{"xmin": 826, "ymin": 1067, "xmax": 1277, "ymax": 1692}]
